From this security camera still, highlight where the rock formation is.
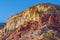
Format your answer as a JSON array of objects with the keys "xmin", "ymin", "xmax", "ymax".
[{"xmin": 0, "ymin": 3, "xmax": 60, "ymax": 40}]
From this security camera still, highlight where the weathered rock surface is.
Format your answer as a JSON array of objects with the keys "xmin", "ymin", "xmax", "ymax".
[{"xmin": 0, "ymin": 3, "xmax": 60, "ymax": 40}]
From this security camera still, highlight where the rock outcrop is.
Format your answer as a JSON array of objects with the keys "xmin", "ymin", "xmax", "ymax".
[{"xmin": 0, "ymin": 3, "xmax": 60, "ymax": 40}]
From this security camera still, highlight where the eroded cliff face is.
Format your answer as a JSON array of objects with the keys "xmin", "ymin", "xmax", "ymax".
[
  {"xmin": 7, "ymin": 14, "xmax": 60, "ymax": 40},
  {"xmin": 0, "ymin": 3, "xmax": 60, "ymax": 40},
  {"xmin": 5, "ymin": 3, "xmax": 60, "ymax": 31}
]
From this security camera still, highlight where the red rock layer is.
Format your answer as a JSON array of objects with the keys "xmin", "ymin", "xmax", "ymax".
[
  {"xmin": 0, "ymin": 3, "xmax": 60, "ymax": 40},
  {"xmin": 7, "ymin": 14, "xmax": 60, "ymax": 40}
]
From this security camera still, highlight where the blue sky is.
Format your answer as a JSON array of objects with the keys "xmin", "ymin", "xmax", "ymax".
[{"xmin": 0, "ymin": 0, "xmax": 60, "ymax": 23}]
